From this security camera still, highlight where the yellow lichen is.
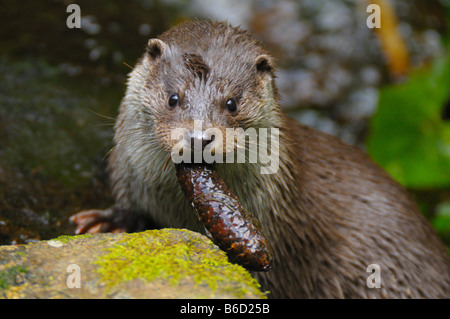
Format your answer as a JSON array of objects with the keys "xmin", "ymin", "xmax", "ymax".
[{"xmin": 93, "ymin": 228, "xmax": 266, "ymax": 298}]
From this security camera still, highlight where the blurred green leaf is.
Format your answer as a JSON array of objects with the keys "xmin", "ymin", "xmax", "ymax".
[
  {"xmin": 433, "ymin": 201, "xmax": 450, "ymax": 234},
  {"xmin": 367, "ymin": 56, "xmax": 450, "ymax": 189}
]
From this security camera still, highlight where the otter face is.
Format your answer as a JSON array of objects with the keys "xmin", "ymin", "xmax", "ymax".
[{"xmin": 136, "ymin": 22, "xmax": 283, "ymax": 165}]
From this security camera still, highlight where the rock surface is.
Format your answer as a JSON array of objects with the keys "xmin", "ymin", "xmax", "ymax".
[{"xmin": 0, "ymin": 228, "xmax": 266, "ymax": 299}]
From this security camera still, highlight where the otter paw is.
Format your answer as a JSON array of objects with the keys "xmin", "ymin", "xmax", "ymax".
[{"xmin": 70, "ymin": 209, "xmax": 127, "ymax": 234}]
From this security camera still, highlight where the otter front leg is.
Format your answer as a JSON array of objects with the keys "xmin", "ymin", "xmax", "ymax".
[{"xmin": 70, "ymin": 206, "xmax": 153, "ymax": 234}]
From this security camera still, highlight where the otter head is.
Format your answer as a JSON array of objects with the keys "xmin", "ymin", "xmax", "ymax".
[{"xmin": 122, "ymin": 21, "xmax": 283, "ymax": 168}]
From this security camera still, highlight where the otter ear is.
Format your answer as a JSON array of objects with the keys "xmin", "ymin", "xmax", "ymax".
[
  {"xmin": 255, "ymin": 54, "xmax": 274, "ymax": 74},
  {"xmin": 146, "ymin": 38, "xmax": 168, "ymax": 60}
]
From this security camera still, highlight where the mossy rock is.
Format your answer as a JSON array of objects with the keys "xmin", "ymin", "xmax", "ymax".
[{"xmin": 0, "ymin": 229, "xmax": 266, "ymax": 299}]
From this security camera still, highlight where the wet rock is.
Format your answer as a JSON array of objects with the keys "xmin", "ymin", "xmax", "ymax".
[{"xmin": 0, "ymin": 228, "xmax": 266, "ymax": 299}]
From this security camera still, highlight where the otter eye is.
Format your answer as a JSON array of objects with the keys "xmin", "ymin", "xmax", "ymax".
[
  {"xmin": 225, "ymin": 98, "xmax": 237, "ymax": 113},
  {"xmin": 168, "ymin": 94, "xmax": 179, "ymax": 108}
]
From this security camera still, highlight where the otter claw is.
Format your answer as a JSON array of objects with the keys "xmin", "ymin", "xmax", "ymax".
[{"xmin": 70, "ymin": 209, "xmax": 127, "ymax": 234}]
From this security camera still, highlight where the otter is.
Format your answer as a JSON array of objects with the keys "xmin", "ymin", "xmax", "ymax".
[{"xmin": 71, "ymin": 20, "xmax": 450, "ymax": 298}]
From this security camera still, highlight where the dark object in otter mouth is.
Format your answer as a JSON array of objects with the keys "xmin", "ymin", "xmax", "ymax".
[{"xmin": 175, "ymin": 163, "xmax": 272, "ymax": 272}]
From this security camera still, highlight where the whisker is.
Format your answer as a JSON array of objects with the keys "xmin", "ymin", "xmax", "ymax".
[
  {"xmin": 163, "ymin": 155, "xmax": 172, "ymax": 171},
  {"xmin": 87, "ymin": 109, "xmax": 116, "ymax": 121},
  {"xmin": 92, "ymin": 122, "xmax": 116, "ymax": 128},
  {"xmin": 123, "ymin": 61, "xmax": 134, "ymax": 70},
  {"xmin": 103, "ymin": 145, "xmax": 115, "ymax": 162}
]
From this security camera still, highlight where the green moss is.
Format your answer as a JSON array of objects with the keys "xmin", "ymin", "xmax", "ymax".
[
  {"xmin": 94, "ymin": 229, "xmax": 266, "ymax": 298},
  {"xmin": 54, "ymin": 233, "xmax": 93, "ymax": 244},
  {"xmin": 0, "ymin": 265, "xmax": 28, "ymax": 290},
  {"xmin": 14, "ymin": 250, "xmax": 27, "ymax": 257}
]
